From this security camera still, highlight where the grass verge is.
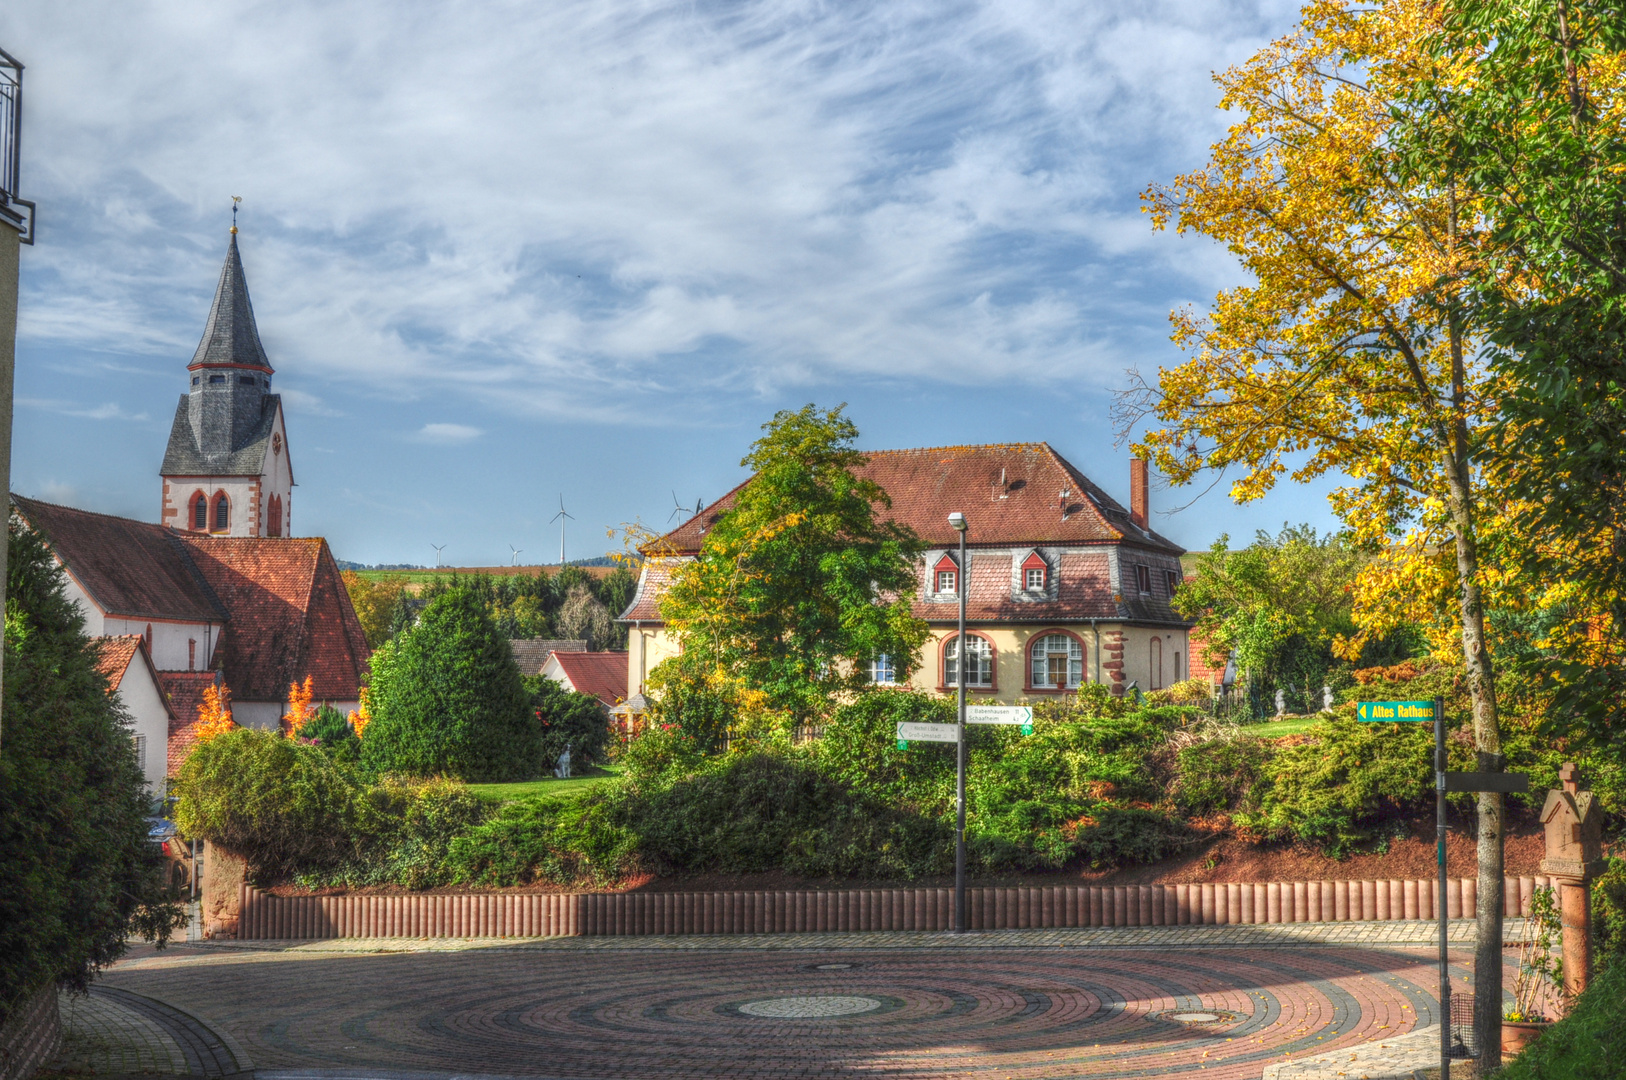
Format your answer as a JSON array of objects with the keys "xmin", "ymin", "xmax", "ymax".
[{"xmin": 466, "ymin": 765, "xmax": 622, "ymax": 803}]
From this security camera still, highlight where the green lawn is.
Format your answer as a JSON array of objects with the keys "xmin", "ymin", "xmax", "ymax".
[
  {"xmin": 466, "ymin": 765, "xmax": 623, "ymax": 803},
  {"xmin": 1243, "ymin": 714, "xmax": 1327, "ymax": 739}
]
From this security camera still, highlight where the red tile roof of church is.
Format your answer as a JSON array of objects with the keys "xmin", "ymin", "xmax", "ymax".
[
  {"xmin": 549, "ymin": 651, "xmax": 629, "ymax": 707},
  {"xmin": 177, "ymin": 535, "xmax": 370, "ymax": 703},
  {"xmin": 13, "ymin": 496, "xmax": 223, "ymax": 621},
  {"xmin": 650, "ymin": 443, "xmax": 1181, "ymax": 555},
  {"xmin": 12, "ymin": 494, "xmax": 369, "ymax": 704}
]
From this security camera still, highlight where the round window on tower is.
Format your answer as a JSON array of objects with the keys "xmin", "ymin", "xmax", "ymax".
[{"xmin": 272, "ymin": 433, "xmax": 282, "ymax": 456}]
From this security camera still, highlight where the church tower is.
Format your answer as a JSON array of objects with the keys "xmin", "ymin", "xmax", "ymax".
[{"xmin": 160, "ymin": 229, "xmax": 293, "ymax": 538}]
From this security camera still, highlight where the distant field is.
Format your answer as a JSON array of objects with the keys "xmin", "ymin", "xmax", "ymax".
[
  {"xmin": 465, "ymin": 765, "xmax": 623, "ymax": 803},
  {"xmin": 354, "ymin": 564, "xmax": 631, "ymax": 587}
]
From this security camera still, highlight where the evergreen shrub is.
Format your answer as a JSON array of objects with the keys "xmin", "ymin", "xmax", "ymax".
[
  {"xmin": 527, "ymin": 676, "xmax": 610, "ymax": 769},
  {"xmin": 301, "ymin": 704, "xmax": 360, "ymax": 763},
  {"xmin": 174, "ymin": 728, "xmax": 364, "ymax": 881},
  {"xmin": 0, "ymin": 521, "xmax": 182, "ymax": 1022},
  {"xmin": 361, "ymin": 590, "xmax": 539, "ymax": 781},
  {"xmin": 1493, "ymin": 958, "xmax": 1624, "ymax": 1080}
]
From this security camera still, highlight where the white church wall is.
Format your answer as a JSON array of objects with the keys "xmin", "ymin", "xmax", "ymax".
[
  {"xmin": 111, "ymin": 661, "xmax": 173, "ymax": 793},
  {"xmin": 234, "ymin": 702, "xmax": 284, "ymax": 731},
  {"xmin": 259, "ymin": 407, "xmax": 293, "ymax": 536},
  {"xmin": 163, "ymin": 476, "xmax": 263, "ymax": 538},
  {"xmin": 101, "ymin": 616, "xmax": 219, "ymax": 672}
]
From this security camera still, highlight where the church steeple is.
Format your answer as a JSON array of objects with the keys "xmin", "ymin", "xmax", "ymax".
[
  {"xmin": 161, "ymin": 225, "xmax": 294, "ymax": 539},
  {"xmin": 190, "ymin": 232, "xmax": 273, "ymax": 375}
]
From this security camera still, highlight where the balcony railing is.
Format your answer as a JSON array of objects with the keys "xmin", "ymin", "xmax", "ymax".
[{"xmin": 0, "ymin": 46, "xmax": 34, "ymax": 244}]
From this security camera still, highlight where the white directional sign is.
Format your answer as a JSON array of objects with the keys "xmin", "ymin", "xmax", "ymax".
[
  {"xmin": 895, "ymin": 722, "xmax": 960, "ymax": 743},
  {"xmin": 965, "ymin": 705, "xmax": 1034, "ymax": 726}
]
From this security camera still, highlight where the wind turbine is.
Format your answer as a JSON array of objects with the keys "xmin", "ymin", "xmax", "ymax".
[
  {"xmin": 669, "ymin": 492, "xmax": 705, "ymax": 523},
  {"xmin": 431, "ymin": 544, "xmax": 446, "ymax": 569},
  {"xmin": 509, "ymin": 544, "xmax": 524, "ymax": 567},
  {"xmin": 551, "ymin": 495, "xmax": 575, "ymax": 565}
]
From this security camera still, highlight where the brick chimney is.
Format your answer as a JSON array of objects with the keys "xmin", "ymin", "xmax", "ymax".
[{"xmin": 1130, "ymin": 458, "xmax": 1148, "ymax": 529}]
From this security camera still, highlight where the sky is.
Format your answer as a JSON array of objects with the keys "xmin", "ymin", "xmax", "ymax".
[{"xmin": 1, "ymin": 0, "xmax": 1343, "ymax": 567}]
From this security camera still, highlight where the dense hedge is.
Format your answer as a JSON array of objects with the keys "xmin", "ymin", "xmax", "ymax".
[
  {"xmin": 175, "ymin": 662, "xmax": 1619, "ymax": 891},
  {"xmin": 0, "ymin": 521, "xmax": 181, "ymax": 1024},
  {"xmin": 361, "ymin": 590, "xmax": 538, "ymax": 781}
]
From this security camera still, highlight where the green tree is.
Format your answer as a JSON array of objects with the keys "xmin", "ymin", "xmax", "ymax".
[
  {"xmin": 1399, "ymin": 2, "xmax": 1626, "ymax": 761},
  {"xmin": 656, "ymin": 404, "xmax": 929, "ymax": 725},
  {"xmin": 1177, "ymin": 525, "xmax": 1404, "ymax": 713},
  {"xmin": 361, "ymin": 590, "xmax": 539, "ymax": 781},
  {"xmin": 0, "ymin": 519, "xmax": 183, "ymax": 1022},
  {"xmin": 527, "ymin": 676, "xmax": 610, "ymax": 769},
  {"xmin": 342, "ymin": 570, "xmax": 407, "ymax": 649}
]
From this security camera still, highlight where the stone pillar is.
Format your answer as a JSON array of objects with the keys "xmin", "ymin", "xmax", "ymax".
[
  {"xmin": 201, "ymin": 842, "xmax": 247, "ymax": 939},
  {"xmin": 1539, "ymin": 763, "xmax": 1604, "ymax": 1000}
]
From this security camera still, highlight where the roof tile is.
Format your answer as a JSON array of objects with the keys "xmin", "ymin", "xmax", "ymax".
[{"xmin": 548, "ymin": 651, "xmax": 629, "ymax": 707}]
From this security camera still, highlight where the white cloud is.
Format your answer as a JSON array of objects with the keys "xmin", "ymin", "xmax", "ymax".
[
  {"xmin": 2, "ymin": 0, "xmax": 1299, "ymax": 423},
  {"xmin": 19, "ymin": 397, "xmax": 149, "ymax": 421},
  {"xmin": 415, "ymin": 422, "xmax": 482, "ymax": 444}
]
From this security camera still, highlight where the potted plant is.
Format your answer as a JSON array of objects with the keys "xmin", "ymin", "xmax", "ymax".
[{"xmin": 1504, "ymin": 885, "xmax": 1563, "ymax": 1054}]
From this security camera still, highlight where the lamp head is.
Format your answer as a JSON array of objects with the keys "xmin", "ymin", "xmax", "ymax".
[{"xmin": 948, "ymin": 511, "xmax": 967, "ymax": 533}]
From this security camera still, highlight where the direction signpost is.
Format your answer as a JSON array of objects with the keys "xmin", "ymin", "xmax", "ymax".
[
  {"xmin": 1359, "ymin": 697, "xmax": 1528, "ymax": 1075},
  {"xmin": 966, "ymin": 705, "xmax": 1034, "ymax": 735}
]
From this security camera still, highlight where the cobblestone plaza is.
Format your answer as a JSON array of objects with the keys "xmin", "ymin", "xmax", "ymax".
[{"xmin": 71, "ymin": 923, "xmax": 1520, "ymax": 1080}]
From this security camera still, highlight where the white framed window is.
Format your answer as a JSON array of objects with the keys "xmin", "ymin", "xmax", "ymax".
[
  {"xmin": 870, "ymin": 654, "xmax": 897, "ymax": 685},
  {"xmin": 945, "ymin": 635, "xmax": 992, "ymax": 687},
  {"xmin": 1030, "ymin": 633, "xmax": 1083, "ymax": 689},
  {"xmin": 936, "ymin": 569, "xmax": 958, "ymax": 594},
  {"xmin": 1025, "ymin": 567, "xmax": 1046, "ymax": 591}
]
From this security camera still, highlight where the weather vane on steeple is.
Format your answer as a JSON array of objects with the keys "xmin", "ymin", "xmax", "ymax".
[{"xmin": 231, "ymin": 196, "xmax": 241, "ymax": 235}]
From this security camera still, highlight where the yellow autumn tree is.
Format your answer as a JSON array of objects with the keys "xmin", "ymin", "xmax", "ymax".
[
  {"xmin": 347, "ymin": 686, "xmax": 372, "ymax": 738},
  {"xmin": 284, "ymin": 675, "xmax": 315, "ymax": 736},
  {"xmin": 193, "ymin": 681, "xmax": 235, "ymax": 742},
  {"xmin": 341, "ymin": 570, "xmax": 405, "ymax": 649},
  {"xmin": 1123, "ymin": 0, "xmax": 1511, "ymax": 1042}
]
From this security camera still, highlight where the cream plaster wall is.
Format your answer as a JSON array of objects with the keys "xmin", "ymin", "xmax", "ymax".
[
  {"xmin": 626, "ymin": 622, "xmax": 1189, "ymax": 704},
  {"xmin": 625, "ymin": 625, "xmax": 681, "ymax": 698}
]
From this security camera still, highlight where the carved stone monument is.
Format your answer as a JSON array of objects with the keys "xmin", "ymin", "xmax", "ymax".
[{"xmin": 1539, "ymin": 762, "xmax": 1604, "ymax": 998}]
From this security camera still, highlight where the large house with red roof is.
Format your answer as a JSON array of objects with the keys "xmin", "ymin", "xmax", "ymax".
[
  {"xmin": 10, "ymin": 230, "xmax": 369, "ymax": 776},
  {"xmin": 619, "ymin": 443, "xmax": 1192, "ymax": 705}
]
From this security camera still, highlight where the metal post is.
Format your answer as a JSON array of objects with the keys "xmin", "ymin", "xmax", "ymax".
[
  {"xmin": 1436, "ymin": 695, "xmax": 1450, "ymax": 1079},
  {"xmin": 950, "ymin": 513, "xmax": 968, "ymax": 933}
]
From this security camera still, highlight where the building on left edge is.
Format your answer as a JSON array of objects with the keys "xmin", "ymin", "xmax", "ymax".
[{"xmin": 11, "ymin": 229, "xmax": 368, "ymax": 786}]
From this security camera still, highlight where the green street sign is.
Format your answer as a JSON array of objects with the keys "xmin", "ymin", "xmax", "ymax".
[{"xmin": 1357, "ymin": 700, "xmax": 1436, "ymax": 722}]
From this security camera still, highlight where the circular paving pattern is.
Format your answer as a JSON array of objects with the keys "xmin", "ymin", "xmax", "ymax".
[
  {"xmin": 104, "ymin": 943, "xmax": 1474, "ymax": 1079},
  {"xmin": 737, "ymin": 996, "xmax": 884, "ymax": 1018}
]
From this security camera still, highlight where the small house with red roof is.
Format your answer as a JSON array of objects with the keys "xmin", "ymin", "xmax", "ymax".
[
  {"xmin": 620, "ymin": 443, "xmax": 1192, "ymax": 704},
  {"xmin": 91, "ymin": 635, "xmax": 178, "ymax": 792},
  {"xmin": 539, "ymin": 650, "xmax": 629, "ymax": 708}
]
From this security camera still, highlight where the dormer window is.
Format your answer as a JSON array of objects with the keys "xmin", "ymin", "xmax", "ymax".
[
  {"xmin": 1165, "ymin": 570, "xmax": 1181, "ymax": 596},
  {"xmin": 932, "ymin": 553, "xmax": 960, "ymax": 595},
  {"xmin": 1021, "ymin": 550, "xmax": 1048, "ymax": 591},
  {"xmin": 1135, "ymin": 564, "xmax": 1152, "ymax": 595}
]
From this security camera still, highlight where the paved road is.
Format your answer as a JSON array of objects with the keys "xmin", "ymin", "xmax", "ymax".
[{"xmin": 98, "ymin": 928, "xmax": 1510, "ymax": 1080}]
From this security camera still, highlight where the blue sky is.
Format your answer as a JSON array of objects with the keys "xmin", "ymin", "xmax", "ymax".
[{"xmin": 1, "ymin": 0, "xmax": 1339, "ymax": 566}]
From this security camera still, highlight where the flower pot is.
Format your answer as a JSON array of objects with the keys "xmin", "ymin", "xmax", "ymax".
[{"xmin": 1502, "ymin": 1019, "xmax": 1552, "ymax": 1056}]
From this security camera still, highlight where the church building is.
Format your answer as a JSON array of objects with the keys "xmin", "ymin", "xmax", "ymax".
[
  {"xmin": 159, "ymin": 230, "xmax": 293, "ymax": 538},
  {"xmin": 13, "ymin": 229, "xmax": 368, "ymax": 778}
]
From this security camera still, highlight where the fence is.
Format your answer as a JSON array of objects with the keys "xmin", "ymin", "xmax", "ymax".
[{"xmin": 235, "ymin": 874, "xmax": 1561, "ymax": 940}]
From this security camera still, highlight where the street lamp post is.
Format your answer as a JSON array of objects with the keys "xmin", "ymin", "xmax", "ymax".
[{"xmin": 948, "ymin": 511, "xmax": 968, "ymax": 933}]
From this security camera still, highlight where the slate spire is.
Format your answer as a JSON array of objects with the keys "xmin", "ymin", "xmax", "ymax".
[{"xmin": 190, "ymin": 230, "xmax": 272, "ymax": 372}]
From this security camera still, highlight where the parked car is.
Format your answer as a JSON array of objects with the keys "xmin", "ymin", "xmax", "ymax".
[{"xmin": 146, "ymin": 817, "xmax": 195, "ymax": 895}]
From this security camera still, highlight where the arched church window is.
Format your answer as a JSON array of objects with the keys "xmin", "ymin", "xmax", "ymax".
[
  {"xmin": 213, "ymin": 493, "xmax": 230, "ymax": 532},
  {"xmin": 192, "ymin": 493, "xmax": 208, "ymax": 531},
  {"xmin": 267, "ymin": 495, "xmax": 282, "ymax": 537}
]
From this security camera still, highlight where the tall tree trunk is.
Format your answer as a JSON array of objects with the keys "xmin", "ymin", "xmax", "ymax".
[{"xmin": 1443, "ymin": 448, "xmax": 1503, "ymax": 1070}]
